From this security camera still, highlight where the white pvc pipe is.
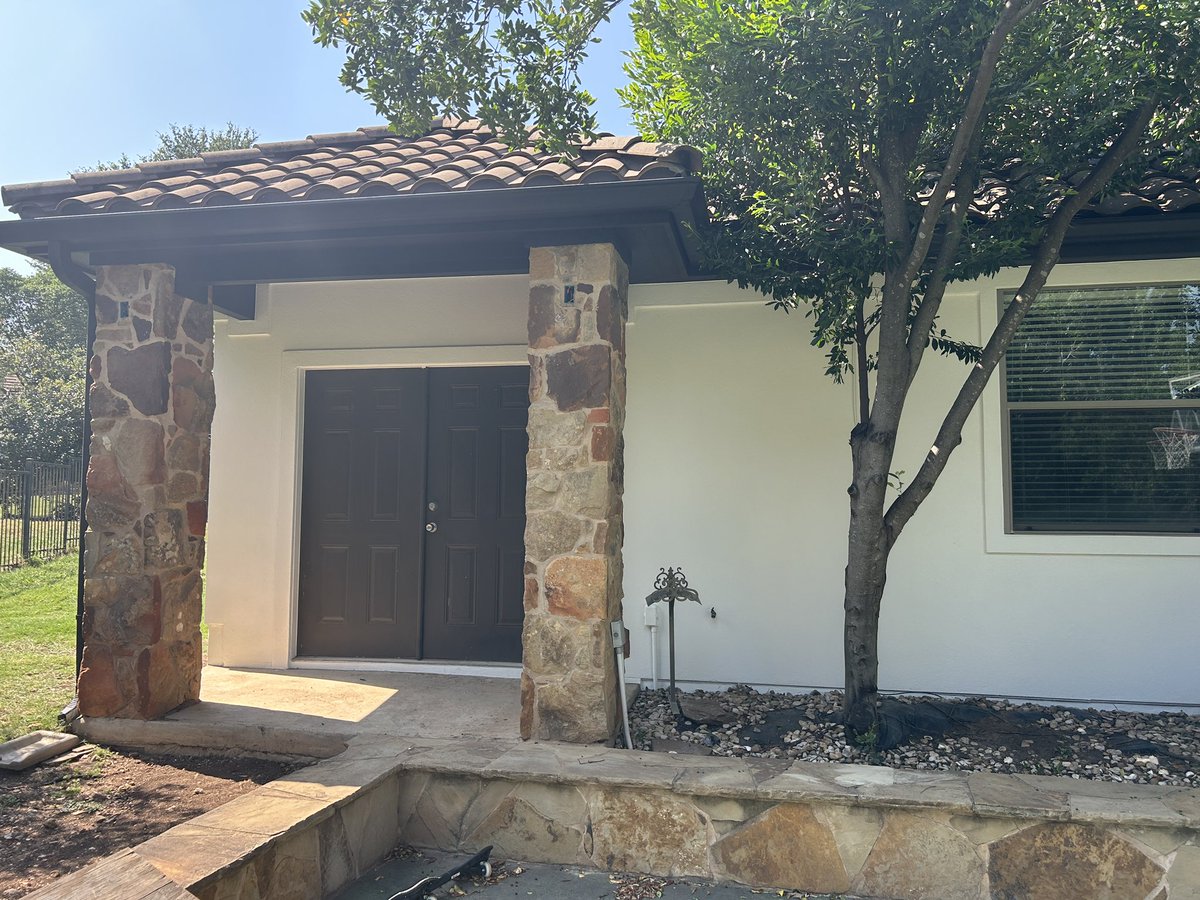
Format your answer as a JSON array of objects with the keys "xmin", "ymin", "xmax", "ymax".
[{"xmin": 648, "ymin": 622, "xmax": 660, "ymax": 690}]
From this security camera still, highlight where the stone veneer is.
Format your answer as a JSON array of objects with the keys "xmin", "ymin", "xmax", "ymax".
[
  {"xmin": 26, "ymin": 737, "xmax": 1200, "ymax": 900},
  {"xmin": 521, "ymin": 244, "xmax": 629, "ymax": 744},
  {"xmin": 77, "ymin": 264, "xmax": 214, "ymax": 719}
]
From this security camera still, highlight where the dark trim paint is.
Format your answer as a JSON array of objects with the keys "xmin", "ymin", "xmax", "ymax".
[
  {"xmin": 0, "ymin": 179, "xmax": 707, "ymax": 285},
  {"xmin": 47, "ymin": 242, "xmax": 94, "ymax": 682}
]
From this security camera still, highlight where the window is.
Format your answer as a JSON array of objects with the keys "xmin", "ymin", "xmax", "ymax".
[{"xmin": 1003, "ymin": 283, "xmax": 1200, "ymax": 534}]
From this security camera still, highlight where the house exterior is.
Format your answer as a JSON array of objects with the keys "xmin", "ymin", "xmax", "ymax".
[{"xmin": 1, "ymin": 120, "xmax": 1196, "ymax": 744}]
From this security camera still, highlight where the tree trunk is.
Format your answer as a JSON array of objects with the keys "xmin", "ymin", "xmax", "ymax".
[
  {"xmin": 843, "ymin": 520, "xmax": 890, "ymax": 735},
  {"xmin": 842, "ymin": 420, "xmax": 895, "ymax": 735}
]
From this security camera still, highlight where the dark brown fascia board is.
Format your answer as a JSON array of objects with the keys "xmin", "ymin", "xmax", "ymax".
[
  {"xmin": 5, "ymin": 176, "xmax": 1196, "ymax": 291},
  {"xmin": 1054, "ymin": 212, "xmax": 1200, "ymax": 263},
  {"xmin": 0, "ymin": 178, "xmax": 707, "ymax": 284}
]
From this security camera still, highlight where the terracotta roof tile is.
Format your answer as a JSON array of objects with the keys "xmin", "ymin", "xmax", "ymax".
[
  {"xmin": 11, "ymin": 118, "xmax": 1196, "ymax": 225},
  {"xmin": 0, "ymin": 119, "xmax": 700, "ymax": 218}
]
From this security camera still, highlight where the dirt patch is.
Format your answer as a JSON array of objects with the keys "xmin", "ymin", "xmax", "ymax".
[{"xmin": 0, "ymin": 744, "xmax": 294, "ymax": 898}]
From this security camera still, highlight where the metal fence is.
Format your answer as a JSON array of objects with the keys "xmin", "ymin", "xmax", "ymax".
[{"xmin": 0, "ymin": 459, "xmax": 83, "ymax": 569}]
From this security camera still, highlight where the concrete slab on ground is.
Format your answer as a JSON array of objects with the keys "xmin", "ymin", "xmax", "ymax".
[
  {"xmin": 77, "ymin": 666, "xmax": 524, "ymax": 758},
  {"xmin": 191, "ymin": 667, "xmax": 521, "ymax": 740},
  {"xmin": 76, "ymin": 667, "xmax": 643, "ymax": 759}
]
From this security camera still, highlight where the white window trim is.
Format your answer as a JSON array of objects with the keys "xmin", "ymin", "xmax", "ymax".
[{"xmin": 976, "ymin": 258, "xmax": 1200, "ymax": 557}]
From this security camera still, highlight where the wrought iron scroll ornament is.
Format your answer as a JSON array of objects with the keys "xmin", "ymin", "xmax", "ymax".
[
  {"xmin": 646, "ymin": 567, "xmax": 700, "ymax": 607},
  {"xmin": 645, "ymin": 567, "xmax": 700, "ymax": 716}
]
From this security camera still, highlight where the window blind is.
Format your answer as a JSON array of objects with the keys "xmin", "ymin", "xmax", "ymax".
[{"xmin": 1003, "ymin": 284, "xmax": 1200, "ymax": 534}]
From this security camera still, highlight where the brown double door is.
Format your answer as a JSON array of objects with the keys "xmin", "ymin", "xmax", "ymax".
[{"xmin": 297, "ymin": 366, "xmax": 528, "ymax": 662}]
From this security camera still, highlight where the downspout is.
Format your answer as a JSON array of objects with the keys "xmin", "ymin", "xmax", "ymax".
[{"xmin": 47, "ymin": 243, "xmax": 95, "ymax": 703}]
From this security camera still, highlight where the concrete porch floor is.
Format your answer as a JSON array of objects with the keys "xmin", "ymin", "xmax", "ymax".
[{"xmin": 76, "ymin": 665, "xmax": 522, "ymax": 759}]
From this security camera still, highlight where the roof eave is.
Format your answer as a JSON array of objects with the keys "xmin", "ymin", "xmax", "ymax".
[{"xmin": 0, "ymin": 177, "xmax": 707, "ymax": 284}]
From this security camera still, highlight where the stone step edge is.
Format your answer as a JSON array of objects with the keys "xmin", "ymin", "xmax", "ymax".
[
  {"xmin": 74, "ymin": 714, "xmax": 349, "ymax": 761},
  {"xmin": 101, "ymin": 739, "xmax": 407, "ymax": 896}
]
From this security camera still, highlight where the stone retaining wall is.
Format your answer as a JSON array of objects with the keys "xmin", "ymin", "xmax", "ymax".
[
  {"xmin": 398, "ymin": 742, "xmax": 1199, "ymax": 900},
  {"xmin": 28, "ymin": 738, "xmax": 1199, "ymax": 900}
]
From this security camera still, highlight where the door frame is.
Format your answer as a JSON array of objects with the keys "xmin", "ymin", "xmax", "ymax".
[{"xmin": 275, "ymin": 345, "xmax": 529, "ymax": 670}]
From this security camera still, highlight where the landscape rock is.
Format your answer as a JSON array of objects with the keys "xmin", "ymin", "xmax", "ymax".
[
  {"xmin": 679, "ymin": 695, "xmax": 738, "ymax": 726},
  {"xmin": 631, "ymin": 686, "xmax": 1200, "ymax": 787}
]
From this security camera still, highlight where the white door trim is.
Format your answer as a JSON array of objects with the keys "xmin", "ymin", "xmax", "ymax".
[{"xmin": 275, "ymin": 345, "xmax": 530, "ymax": 668}]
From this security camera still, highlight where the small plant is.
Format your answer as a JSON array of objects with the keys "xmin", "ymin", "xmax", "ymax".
[{"xmin": 854, "ymin": 724, "xmax": 883, "ymax": 753}]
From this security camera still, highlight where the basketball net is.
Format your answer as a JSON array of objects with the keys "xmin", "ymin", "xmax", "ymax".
[{"xmin": 1150, "ymin": 427, "xmax": 1200, "ymax": 470}]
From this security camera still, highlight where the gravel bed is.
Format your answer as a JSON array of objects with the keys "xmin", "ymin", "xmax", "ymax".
[{"xmin": 629, "ymin": 685, "xmax": 1200, "ymax": 787}]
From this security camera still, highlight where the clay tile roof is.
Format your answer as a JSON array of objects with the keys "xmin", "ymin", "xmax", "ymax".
[
  {"xmin": 12, "ymin": 118, "xmax": 1194, "ymax": 225},
  {"xmin": 1, "ymin": 118, "xmax": 701, "ymax": 218}
]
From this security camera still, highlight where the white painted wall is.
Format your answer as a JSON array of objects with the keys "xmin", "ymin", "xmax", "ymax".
[
  {"xmin": 206, "ymin": 261, "xmax": 1200, "ymax": 707},
  {"xmin": 206, "ymin": 275, "xmax": 530, "ymax": 670},
  {"xmin": 623, "ymin": 259, "xmax": 1200, "ymax": 708}
]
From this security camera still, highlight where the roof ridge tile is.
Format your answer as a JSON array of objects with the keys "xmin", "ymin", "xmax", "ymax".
[
  {"xmin": 198, "ymin": 148, "xmax": 262, "ymax": 166},
  {"xmin": 253, "ymin": 139, "xmax": 320, "ymax": 156},
  {"xmin": 70, "ymin": 167, "xmax": 143, "ymax": 187},
  {"xmin": 308, "ymin": 131, "xmax": 375, "ymax": 145},
  {"xmin": 137, "ymin": 157, "xmax": 206, "ymax": 176}
]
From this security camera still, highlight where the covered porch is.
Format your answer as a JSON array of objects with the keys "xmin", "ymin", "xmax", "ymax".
[{"xmin": 74, "ymin": 238, "xmax": 647, "ymax": 746}]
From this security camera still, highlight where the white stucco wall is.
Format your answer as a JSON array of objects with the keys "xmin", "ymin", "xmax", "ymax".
[
  {"xmin": 206, "ymin": 261, "xmax": 1200, "ymax": 707},
  {"xmin": 205, "ymin": 275, "xmax": 531, "ymax": 670}
]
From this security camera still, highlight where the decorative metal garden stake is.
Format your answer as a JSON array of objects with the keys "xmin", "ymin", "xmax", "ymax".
[{"xmin": 646, "ymin": 567, "xmax": 700, "ymax": 716}]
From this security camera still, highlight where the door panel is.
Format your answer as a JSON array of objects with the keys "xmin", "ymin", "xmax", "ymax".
[
  {"xmin": 296, "ymin": 365, "xmax": 528, "ymax": 662},
  {"xmin": 297, "ymin": 369, "xmax": 427, "ymax": 658},
  {"xmin": 422, "ymin": 366, "xmax": 528, "ymax": 662}
]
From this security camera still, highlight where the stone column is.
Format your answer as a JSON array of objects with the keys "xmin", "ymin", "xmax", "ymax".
[
  {"xmin": 77, "ymin": 264, "xmax": 214, "ymax": 719},
  {"xmin": 522, "ymin": 244, "xmax": 628, "ymax": 743}
]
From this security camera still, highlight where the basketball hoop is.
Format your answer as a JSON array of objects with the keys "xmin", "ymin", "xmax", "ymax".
[
  {"xmin": 1150, "ymin": 427, "xmax": 1200, "ymax": 470},
  {"xmin": 1168, "ymin": 372, "xmax": 1200, "ymax": 400}
]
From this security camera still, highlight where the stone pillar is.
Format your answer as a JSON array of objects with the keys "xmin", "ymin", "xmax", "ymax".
[
  {"xmin": 77, "ymin": 264, "xmax": 214, "ymax": 719},
  {"xmin": 522, "ymin": 244, "xmax": 628, "ymax": 743}
]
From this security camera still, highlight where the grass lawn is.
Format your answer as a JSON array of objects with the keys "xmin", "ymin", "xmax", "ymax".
[
  {"xmin": 0, "ymin": 556, "xmax": 209, "ymax": 741},
  {"xmin": 0, "ymin": 556, "xmax": 77, "ymax": 741}
]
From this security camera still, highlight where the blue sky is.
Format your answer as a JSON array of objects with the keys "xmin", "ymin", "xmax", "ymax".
[{"xmin": 0, "ymin": 1, "xmax": 635, "ymax": 273}]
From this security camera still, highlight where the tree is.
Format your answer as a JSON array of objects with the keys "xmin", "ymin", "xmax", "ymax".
[
  {"xmin": 0, "ymin": 266, "xmax": 88, "ymax": 467},
  {"xmin": 1, "ymin": 124, "xmax": 259, "ymax": 466},
  {"xmin": 91, "ymin": 122, "xmax": 259, "ymax": 172},
  {"xmin": 305, "ymin": 0, "xmax": 1200, "ymax": 732}
]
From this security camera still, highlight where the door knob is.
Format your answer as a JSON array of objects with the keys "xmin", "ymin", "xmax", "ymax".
[{"xmin": 425, "ymin": 522, "xmax": 438, "ymax": 533}]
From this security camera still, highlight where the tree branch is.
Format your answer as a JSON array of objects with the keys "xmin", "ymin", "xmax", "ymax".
[
  {"xmin": 900, "ymin": 0, "xmax": 1044, "ymax": 288},
  {"xmin": 906, "ymin": 138, "xmax": 983, "ymax": 384},
  {"xmin": 883, "ymin": 96, "xmax": 1159, "ymax": 541},
  {"xmin": 855, "ymin": 297, "xmax": 870, "ymax": 425}
]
